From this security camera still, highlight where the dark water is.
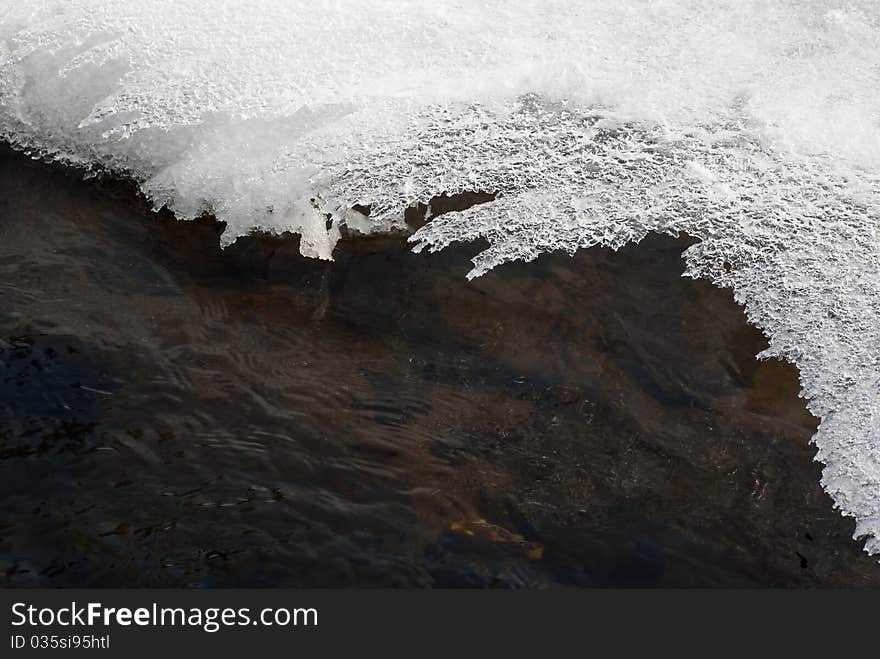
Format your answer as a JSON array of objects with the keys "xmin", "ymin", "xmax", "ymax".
[{"xmin": 1, "ymin": 147, "xmax": 879, "ymax": 587}]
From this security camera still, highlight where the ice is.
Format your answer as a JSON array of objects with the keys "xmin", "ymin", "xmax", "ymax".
[{"xmin": 1, "ymin": 1, "xmax": 879, "ymax": 553}]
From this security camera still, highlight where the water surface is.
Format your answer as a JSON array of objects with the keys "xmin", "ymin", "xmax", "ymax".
[{"xmin": 1, "ymin": 148, "xmax": 878, "ymax": 587}]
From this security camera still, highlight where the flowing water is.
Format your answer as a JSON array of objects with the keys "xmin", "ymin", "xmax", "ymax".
[
  {"xmin": 2, "ymin": 3, "xmax": 879, "ymax": 555},
  {"xmin": 2, "ymin": 148, "xmax": 879, "ymax": 587},
  {"xmin": 2, "ymin": 0, "xmax": 879, "ymax": 585}
]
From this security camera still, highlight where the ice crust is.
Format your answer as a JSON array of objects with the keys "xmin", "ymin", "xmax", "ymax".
[{"xmin": 1, "ymin": 2, "xmax": 879, "ymax": 552}]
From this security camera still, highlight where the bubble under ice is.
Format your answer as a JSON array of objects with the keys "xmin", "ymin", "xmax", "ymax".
[{"xmin": 0, "ymin": 2, "xmax": 879, "ymax": 553}]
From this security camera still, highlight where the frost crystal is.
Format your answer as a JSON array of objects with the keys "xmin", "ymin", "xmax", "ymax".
[{"xmin": 1, "ymin": 1, "xmax": 879, "ymax": 552}]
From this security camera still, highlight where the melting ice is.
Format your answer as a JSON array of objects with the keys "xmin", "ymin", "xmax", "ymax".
[{"xmin": 1, "ymin": 1, "xmax": 879, "ymax": 553}]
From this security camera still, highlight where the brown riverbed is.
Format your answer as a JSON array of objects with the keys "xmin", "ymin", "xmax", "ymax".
[{"xmin": 1, "ymin": 145, "xmax": 878, "ymax": 587}]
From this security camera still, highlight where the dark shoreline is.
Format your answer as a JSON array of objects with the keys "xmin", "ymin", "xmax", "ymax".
[{"xmin": 1, "ymin": 145, "xmax": 879, "ymax": 587}]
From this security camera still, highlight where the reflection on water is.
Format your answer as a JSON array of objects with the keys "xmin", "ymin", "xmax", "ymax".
[{"xmin": 1, "ymin": 147, "xmax": 878, "ymax": 587}]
